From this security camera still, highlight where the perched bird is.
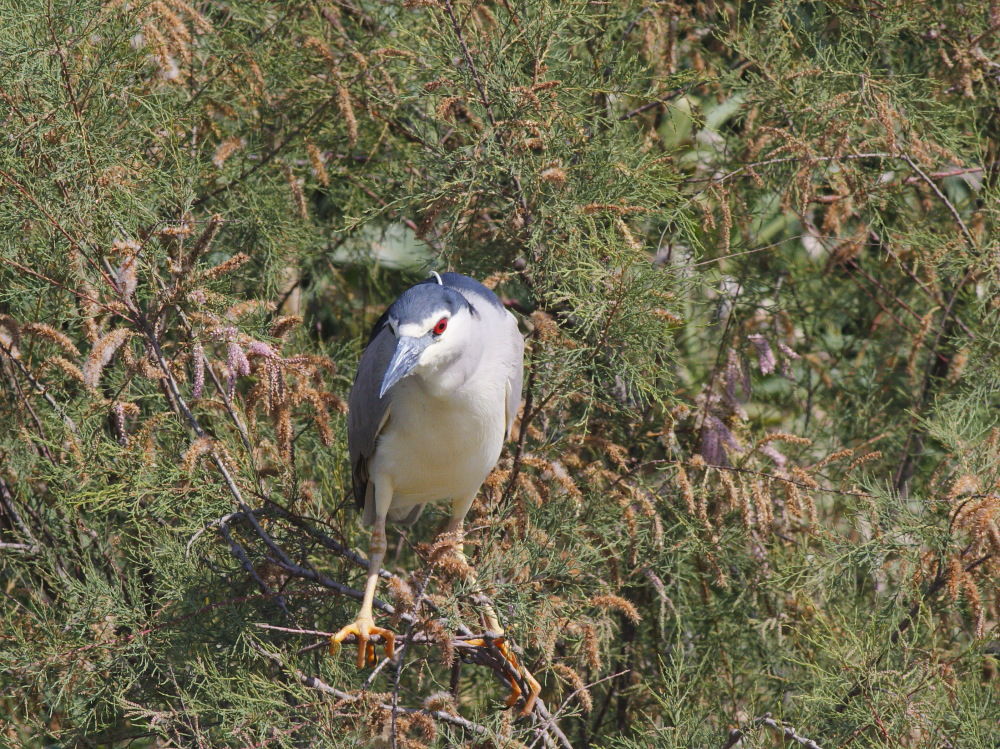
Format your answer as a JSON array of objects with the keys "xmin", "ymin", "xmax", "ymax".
[{"xmin": 332, "ymin": 271, "xmax": 540, "ymax": 713}]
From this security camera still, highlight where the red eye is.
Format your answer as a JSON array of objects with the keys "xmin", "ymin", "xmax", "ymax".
[{"xmin": 433, "ymin": 317, "xmax": 448, "ymax": 335}]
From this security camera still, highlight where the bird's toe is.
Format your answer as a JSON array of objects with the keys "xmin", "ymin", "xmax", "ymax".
[
  {"xmin": 329, "ymin": 619, "xmax": 395, "ymax": 669},
  {"xmin": 468, "ymin": 635, "xmax": 541, "ymax": 716}
]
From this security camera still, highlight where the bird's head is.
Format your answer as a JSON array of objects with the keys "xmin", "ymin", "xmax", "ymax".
[{"xmin": 379, "ymin": 282, "xmax": 478, "ymax": 398}]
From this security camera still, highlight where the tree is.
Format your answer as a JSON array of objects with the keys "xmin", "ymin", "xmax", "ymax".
[{"xmin": 1, "ymin": 0, "xmax": 997, "ymax": 746}]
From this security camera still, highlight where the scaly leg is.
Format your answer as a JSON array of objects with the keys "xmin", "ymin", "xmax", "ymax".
[
  {"xmin": 445, "ymin": 514, "xmax": 541, "ymax": 716},
  {"xmin": 331, "ymin": 511, "xmax": 395, "ymax": 667}
]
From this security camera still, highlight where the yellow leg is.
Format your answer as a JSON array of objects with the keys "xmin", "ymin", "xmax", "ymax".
[
  {"xmin": 331, "ymin": 514, "xmax": 396, "ymax": 667},
  {"xmin": 446, "ymin": 515, "xmax": 541, "ymax": 716}
]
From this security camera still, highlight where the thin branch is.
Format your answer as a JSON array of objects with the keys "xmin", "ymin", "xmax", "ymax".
[
  {"xmin": 868, "ymin": 229, "xmax": 973, "ymax": 338},
  {"xmin": 444, "ymin": 0, "xmax": 495, "ymax": 127},
  {"xmin": 218, "ymin": 520, "xmax": 290, "ymax": 616},
  {"xmin": 902, "ymin": 164, "xmax": 987, "ymax": 184},
  {"xmin": 691, "ymin": 152, "xmax": 892, "ymax": 187},
  {"xmin": 193, "ymin": 94, "xmax": 339, "ymax": 207},
  {"xmin": 756, "ymin": 713, "xmax": 823, "ymax": 749},
  {"xmin": 21, "ymin": 589, "xmax": 343, "ymax": 671},
  {"xmin": 696, "ymin": 150, "xmax": 981, "ymax": 253},
  {"xmin": 0, "ymin": 339, "xmax": 79, "ymax": 435},
  {"xmin": 388, "ymin": 550, "xmax": 441, "ymax": 746},
  {"xmin": 529, "ymin": 670, "xmax": 629, "ymax": 749},
  {"xmin": 47, "ymin": 1, "xmax": 98, "ymax": 182},
  {"xmin": 255, "ymin": 623, "xmax": 335, "ymax": 637},
  {"xmin": 500, "ymin": 333, "xmax": 538, "ymax": 506},
  {"xmin": 442, "ymin": 0, "xmax": 532, "ymax": 227},
  {"xmin": 0, "ymin": 476, "xmax": 38, "ymax": 548},
  {"xmin": 242, "ymin": 511, "xmax": 574, "ymax": 744},
  {"xmin": 724, "ymin": 713, "xmax": 824, "ymax": 749},
  {"xmin": 254, "ymin": 622, "xmax": 496, "ymax": 647},
  {"xmin": 0, "ymin": 541, "xmax": 38, "ymax": 553},
  {"xmin": 892, "ymin": 262, "xmax": 977, "ymax": 494},
  {"xmin": 834, "ymin": 552, "xmax": 992, "ymax": 712},
  {"xmin": 721, "ymin": 728, "xmax": 744, "ymax": 749},
  {"xmin": 0, "ymin": 169, "xmax": 115, "ymax": 290},
  {"xmin": 899, "ymin": 153, "xmax": 976, "ymax": 250},
  {"xmin": 249, "ymin": 640, "xmax": 492, "ymax": 736},
  {"xmin": 611, "ymin": 455, "xmax": 880, "ymax": 501},
  {"xmin": 0, "ymin": 253, "xmax": 131, "ymax": 322},
  {"xmin": 0, "ymin": 355, "xmax": 54, "ymax": 464},
  {"xmin": 618, "ymin": 86, "xmax": 691, "ymax": 121}
]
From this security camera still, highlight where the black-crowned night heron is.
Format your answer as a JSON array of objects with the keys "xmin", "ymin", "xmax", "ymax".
[{"xmin": 332, "ymin": 271, "xmax": 540, "ymax": 713}]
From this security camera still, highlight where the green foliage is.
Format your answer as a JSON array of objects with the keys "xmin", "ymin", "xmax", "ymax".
[{"xmin": 1, "ymin": 0, "xmax": 998, "ymax": 746}]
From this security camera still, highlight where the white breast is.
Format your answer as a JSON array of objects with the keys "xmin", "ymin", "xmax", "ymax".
[{"xmin": 372, "ymin": 374, "xmax": 507, "ymax": 511}]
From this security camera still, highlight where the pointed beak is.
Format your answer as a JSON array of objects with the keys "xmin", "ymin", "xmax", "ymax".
[{"xmin": 380, "ymin": 336, "xmax": 428, "ymax": 398}]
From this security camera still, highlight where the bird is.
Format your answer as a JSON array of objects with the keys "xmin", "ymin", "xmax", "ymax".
[{"xmin": 331, "ymin": 271, "xmax": 541, "ymax": 714}]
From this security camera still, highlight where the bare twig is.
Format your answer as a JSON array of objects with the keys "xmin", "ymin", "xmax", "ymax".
[
  {"xmin": 22, "ymin": 589, "xmax": 343, "ymax": 672},
  {"xmin": 47, "ymin": 1, "xmax": 98, "ymax": 182},
  {"xmin": 834, "ymin": 553, "xmax": 992, "ymax": 713},
  {"xmin": 0, "ymin": 476, "xmax": 38, "ymax": 548},
  {"xmin": 0, "ymin": 252, "xmax": 122, "ymax": 321},
  {"xmin": 0, "ymin": 541, "xmax": 38, "ymax": 553},
  {"xmin": 387, "ymin": 551, "xmax": 441, "ymax": 746},
  {"xmin": 442, "ymin": 0, "xmax": 531, "ymax": 227},
  {"xmin": 609, "ymin": 457, "xmax": 880, "ymax": 500},
  {"xmin": 892, "ymin": 262, "xmax": 977, "ymax": 494},
  {"xmin": 696, "ymin": 150, "xmax": 980, "ymax": 254},
  {"xmin": 899, "ymin": 153, "xmax": 976, "ymax": 249},
  {"xmin": 193, "ymin": 93, "xmax": 339, "ymax": 207},
  {"xmin": 902, "ymin": 164, "xmax": 987, "ymax": 184},
  {"xmin": 249, "ymin": 640, "xmax": 492, "ymax": 736},
  {"xmin": 443, "ymin": 0, "xmax": 495, "ymax": 126},
  {"xmin": 618, "ymin": 86, "xmax": 692, "ymax": 121},
  {"xmin": 0, "ymin": 353, "xmax": 55, "ymax": 464},
  {"xmin": 725, "ymin": 713, "xmax": 823, "ymax": 749},
  {"xmin": 528, "ymin": 670, "xmax": 629, "ymax": 749},
  {"xmin": 692, "ymin": 152, "xmax": 892, "ymax": 187},
  {"xmin": 721, "ymin": 728, "xmax": 744, "ymax": 749},
  {"xmin": 501, "ymin": 336, "xmax": 538, "ymax": 506},
  {"xmin": 756, "ymin": 713, "xmax": 823, "ymax": 749},
  {"xmin": 255, "ymin": 623, "xmax": 336, "ymax": 637},
  {"xmin": 218, "ymin": 520, "xmax": 290, "ymax": 616},
  {"xmin": 868, "ymin": 229, "xmax": 973, "ymax": 338}
]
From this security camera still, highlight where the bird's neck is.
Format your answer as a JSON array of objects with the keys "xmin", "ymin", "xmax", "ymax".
[{"xmin": 415, "ymin": 336, "xmax": 484, "ymax": 397}]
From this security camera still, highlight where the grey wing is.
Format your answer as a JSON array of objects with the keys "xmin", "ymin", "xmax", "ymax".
[
  {"xmin": 504, "ymin": 314, "xmax": 525, "ymax": 441},
  {"xmin": 348, "ymin": 324, "xmax": 395, "ymax": 523}
]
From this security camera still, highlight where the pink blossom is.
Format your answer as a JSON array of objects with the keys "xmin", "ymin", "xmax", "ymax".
[
  {"xmin": 192, "ymin": 342, "xmax": 205, "ymax": 398},
  {"xmin": 226, "ymin": 342, "xmax": 250, "ymax": 394},
  {"xmin": 747, "ymin": 334, "xmax": 776, "ymax": 375},
  {"xmin": 246, "ymin": 340, "xmax": 278, "ymax": 359}
]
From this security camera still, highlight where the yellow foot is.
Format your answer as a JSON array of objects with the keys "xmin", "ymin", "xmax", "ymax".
[
  {"xmin": 468, "ymin": 636, "xmax": 541, "ymax": 716},
  {"xmin": 329, "ymin": 618, "xmax": 396, "ymax": 668}
]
